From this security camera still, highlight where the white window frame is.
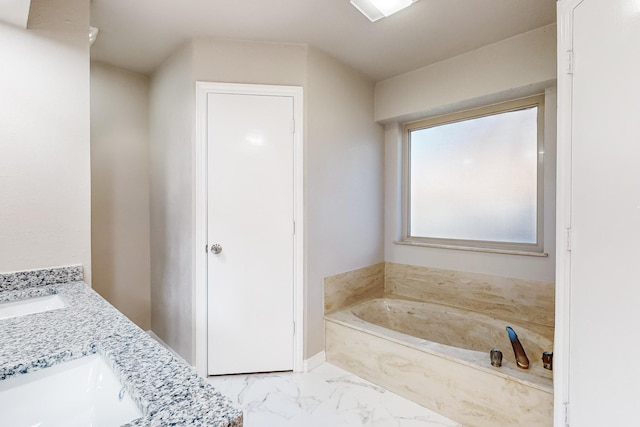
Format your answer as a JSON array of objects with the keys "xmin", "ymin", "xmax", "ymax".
[{"xmin": 401, "ymin": 95, "xmax": 545, "ymax": 254}]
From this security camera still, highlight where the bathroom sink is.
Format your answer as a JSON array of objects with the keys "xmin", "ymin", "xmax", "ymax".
[
  {"xmin": 0, "ymin": 354, "xmax": 142, "ymax": 427},
  {"xmin": 0, "ymin": 294, "xmax": 67, "ymax": 320}
]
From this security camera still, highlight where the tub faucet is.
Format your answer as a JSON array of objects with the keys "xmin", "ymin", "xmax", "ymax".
[{"xmin": 506, "ymin": 326, "xmax": 529, "ymax": 369}]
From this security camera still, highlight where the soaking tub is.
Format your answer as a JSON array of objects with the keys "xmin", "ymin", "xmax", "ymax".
[{"xmin": 325, "ymin": 294, "xmax": 554, "ymax": 427}]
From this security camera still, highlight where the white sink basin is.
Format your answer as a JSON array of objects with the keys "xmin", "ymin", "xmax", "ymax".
[
  {"xmin": 0, "ymin": 354, "xmax": 142, "ymax": 427},
  {"xmin": 0, "ymin": 294, "xmax": 67, "ymax": 320}
]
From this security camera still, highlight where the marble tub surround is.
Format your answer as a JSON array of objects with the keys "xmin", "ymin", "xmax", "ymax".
[
  {"xmin": 326, "ymin": 319, "xmax": 553, "ymax": 427},
  {"xmin": 350, "ymin": 296, "xmax": 552, "ymax": 385},
  {"xmin": 323, "ymin": 263, "xmax": 384, "ymax": 314},
  {"xmin": 323, "ymin": 262, "xmax": 555, "ymax": 427},
  {"xmin": 385, "ymin": 262, "xmax": 555, "ymax": 328},
  {"xmin": 327, "ymin": 296, "xmax": 552, "ymax": 389},
  {"xmin": 0, "ymin": 264, "xmax": 83, "ymax": 293},
  {"xmin": 0, "ymin": 278, "xmax": 242, "ymax": 426}
]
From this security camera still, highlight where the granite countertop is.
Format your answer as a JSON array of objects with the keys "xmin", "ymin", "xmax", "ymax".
[{"xmin": 0, "ymin": 266, "xmax": 243, "ymax": 427}]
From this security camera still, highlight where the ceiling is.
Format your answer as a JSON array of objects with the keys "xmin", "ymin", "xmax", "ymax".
[{"xmin": 90, "ymin": 0, "xmax": 556, "ymax": 82}]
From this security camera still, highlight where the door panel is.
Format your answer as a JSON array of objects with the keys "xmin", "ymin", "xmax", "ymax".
[
  {"xmin": 569, "ymin": 1, "xmax": 640, "ymax": 424},
  {"xmin": 207, "ymin": 92, "xmax": 294, "ymax": 375}
]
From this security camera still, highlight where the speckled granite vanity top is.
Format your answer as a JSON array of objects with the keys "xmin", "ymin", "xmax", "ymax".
[{"xmin": 0, "ymin": 266, "xmax": 242, "ymax": 426}]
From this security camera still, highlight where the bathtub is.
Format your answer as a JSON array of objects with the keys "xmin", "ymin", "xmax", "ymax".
[{"xmin": 325, "ymin": 295, "xmax": 554, "ymax": 427}]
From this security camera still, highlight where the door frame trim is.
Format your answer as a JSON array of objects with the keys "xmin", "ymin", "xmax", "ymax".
[
  {"xmin": 556, "ymin": 1, "xmax": 582, "ymax": 425},
  {"xmin": 194, "ymin": 81, "xmax": 305, "ymax": 376}
]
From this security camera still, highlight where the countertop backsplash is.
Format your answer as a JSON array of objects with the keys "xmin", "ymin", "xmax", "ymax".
[{"xmin": 0, "ymin": 265, "xmax": 83, "ymax": 293}]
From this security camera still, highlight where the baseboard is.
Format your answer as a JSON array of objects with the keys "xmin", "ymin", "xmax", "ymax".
[
  {"xmin": 147, "ymin": 330, "xmax": 189, "ymax": 365},
  {"xmin": 303, "ymin": 351, "xmax": 326, "ymax": 372}
]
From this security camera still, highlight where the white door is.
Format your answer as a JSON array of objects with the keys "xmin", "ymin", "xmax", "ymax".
[
  {"xmin": 206, "ymin": 91, "xmax": 294, "ymax": 375},
  {"xmin": 560, "ymin": 0, "xmax": 640, "ymax": 425}
]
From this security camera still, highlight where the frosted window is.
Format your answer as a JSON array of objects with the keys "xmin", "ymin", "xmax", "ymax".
[{"xmin": 409, "ymin": 106, "xmax": 538, "ymax": 244}]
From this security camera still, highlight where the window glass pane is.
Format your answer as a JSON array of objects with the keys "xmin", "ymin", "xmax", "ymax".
[{"xmin": 409, "ymin": 107, "xmax": 538, "ymax": 244}]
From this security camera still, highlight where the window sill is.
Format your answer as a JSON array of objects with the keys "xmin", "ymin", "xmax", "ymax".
[{"xmin": 393, "ymin": 240, "xmax": 549, "ymax": 257}]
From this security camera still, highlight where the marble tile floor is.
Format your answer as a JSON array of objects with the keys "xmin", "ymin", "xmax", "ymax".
[{"xmin": 206, "ymin": 363, "xmax": 462, "ymax": 427}]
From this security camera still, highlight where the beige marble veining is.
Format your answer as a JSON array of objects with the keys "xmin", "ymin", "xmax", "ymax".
[
  {"xmin": 326, "ymin": 320, "xmax": 553, "ymax": 427},
  {"xmin": 323, "ymin": 263, "xmax": 384, "ymax": 314},
  {"xmin": 326, "ymin": 295, "xmax": 553, "ymax": 391},
  {"xmin": 323, "ymin": 262, "xmax": 555, "ymax": 426},
  {"xmin": 349, "ymin": 297, "xmax": 554, "ymax": 374},
  {"xmin": 385, "ymin": 262, "xmax": 555, "ymax": 328}
]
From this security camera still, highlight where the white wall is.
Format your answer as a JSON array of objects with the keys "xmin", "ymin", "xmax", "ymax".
[
  {"xmin": 375, "ymin": 24, "xmax": 557, "ymax": 123},
  {"xmin": 193, "ymin": 41, "xmax": 384, "ymax": 360},
  {"xmin": 193, "ymin": 38, "xmax": 307, "ymax": 85},
  {"xmin": 305, "ymin": 47, "xmax": 384, "ymax": 357},
  {"xmin": 378, "ymin": 25, "xmax": 557, "ymax": 283},
  {"xmin": 149, "ymin": 43, "xmax": 195, "ymax": 362},
  {"xmin": 91, "ymin": 61, "xmax": 151, "ymax": 330},
  {"xmin": 150, "ymin": 40, "xmax": 309, "ymax": 364},
  {"xmin": 149, "ymin": 40, "xmax": 383, "ymax": 362},
  {"xmin": 0, "ymin": 0, "xmax": 91, "ymax": 280},
  {"xmin": 305, "ymin": 48, "xmax": 384, "ymax": 357}
]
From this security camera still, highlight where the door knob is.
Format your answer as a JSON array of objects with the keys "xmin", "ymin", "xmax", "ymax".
[{"xmin": 210, "ymin": 244, "xmax": 222, "ymax": 254}]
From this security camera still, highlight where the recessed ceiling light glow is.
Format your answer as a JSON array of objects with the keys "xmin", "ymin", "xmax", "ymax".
[{"xmin": 350, "ymin": 0, "xmax": 419, "ymax": 22}]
